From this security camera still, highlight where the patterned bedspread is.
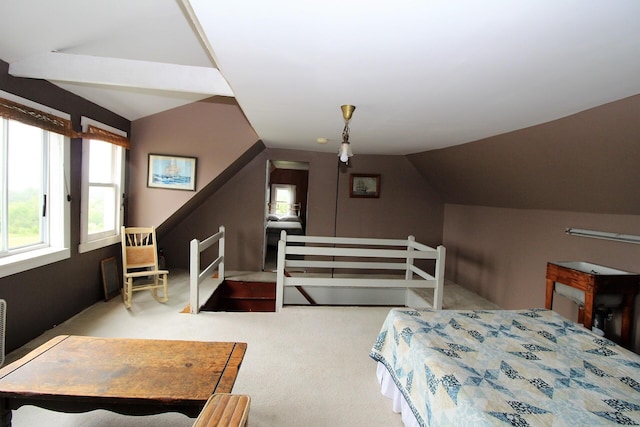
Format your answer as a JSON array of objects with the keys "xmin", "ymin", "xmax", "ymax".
[{"xmin": 370, "ymin": 308, "xmax": 640, "ymax": 426}]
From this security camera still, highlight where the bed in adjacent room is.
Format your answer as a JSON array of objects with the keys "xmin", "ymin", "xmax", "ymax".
[
  {"xmin": 266, "ymin": 214, "xmax": 303, "ymax": 246},
  {"xmin": 370, "ymin": 308, "xmax": 640, "ymax": 426}
]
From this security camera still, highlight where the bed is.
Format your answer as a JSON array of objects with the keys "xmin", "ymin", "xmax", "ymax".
[
  {"xmin": 266, "ymin": 214, "xmax": 303, "ymax": 246},
  {"xmin": 370, "ymin": 308, "xmax": 640, "ymax": 426}
]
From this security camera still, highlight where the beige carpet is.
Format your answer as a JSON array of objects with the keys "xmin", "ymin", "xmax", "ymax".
[{"xmin": 6, "ymin": 270, "xmax": 498, "ymax": 426}]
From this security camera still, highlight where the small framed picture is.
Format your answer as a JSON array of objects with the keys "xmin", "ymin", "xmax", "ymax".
[
  {"xmin": 147, "ymin": 154, "xmax": 197, "ymax": 191},
  {"xmin": 350, "ymin": 174, "xmax": 380, "ymax": 198}
]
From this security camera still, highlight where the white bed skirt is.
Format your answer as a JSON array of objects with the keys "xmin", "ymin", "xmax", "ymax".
[{"xmin": 376, "ymin": 362, "xmax": 422, "ymax": 427}]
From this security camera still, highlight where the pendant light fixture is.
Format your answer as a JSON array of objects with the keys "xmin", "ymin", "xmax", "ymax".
[{"xmin": 338, "ymin": 104, "xmax": 355, "ymax": 164}]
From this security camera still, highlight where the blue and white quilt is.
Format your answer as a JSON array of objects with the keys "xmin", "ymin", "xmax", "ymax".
[{"xmin": 370, "ymin": 308, "xmax": 640, "ymax": 426}]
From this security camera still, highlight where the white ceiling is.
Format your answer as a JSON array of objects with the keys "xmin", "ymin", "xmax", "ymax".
[{"xmin": 1, "ymin": 0, "xmax": 639, "ymax": 155}]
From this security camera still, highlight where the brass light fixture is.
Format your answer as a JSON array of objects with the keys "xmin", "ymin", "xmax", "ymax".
[{"xmin": 338, "ymin": 105, "xmax": 355, "ymax": 164}]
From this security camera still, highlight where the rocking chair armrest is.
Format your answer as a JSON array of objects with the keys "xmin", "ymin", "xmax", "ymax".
[{"xmin": 125, "ymin": 270, "xmax": 169, "ymax": 278}]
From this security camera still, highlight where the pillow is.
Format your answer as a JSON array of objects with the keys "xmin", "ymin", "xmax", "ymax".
[{"xmin": 267, "ymin": 214, "xmax": 281, "ymax": 221}]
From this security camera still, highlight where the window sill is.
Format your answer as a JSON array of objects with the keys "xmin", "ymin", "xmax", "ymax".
[
  {"xmin": 0, "ymin": 247, "xmax": 70, "ymax": 278},
  {"xmin": 78, "ymin": 234, "xmax": 120, "ymax": 254}
]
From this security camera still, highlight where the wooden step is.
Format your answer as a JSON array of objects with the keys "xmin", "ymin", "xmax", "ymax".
[
  {"xmin": 223, "ymin": 280, "xmax": 276, "ymax": 299},
  {"xmin": 201, "ymin": 280, "xmax": 276, "ymax": 312}
]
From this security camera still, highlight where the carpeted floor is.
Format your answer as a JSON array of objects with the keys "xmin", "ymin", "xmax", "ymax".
[{"xmin": 5, "ymin": 270, "xmax": 498, "ymax": 426}]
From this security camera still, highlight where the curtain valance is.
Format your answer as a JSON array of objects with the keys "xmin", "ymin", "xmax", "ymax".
[
  {"xmin": 0, "ymin": 96, "xmax": 131, "ymax": 149},
  {"xmin": 0, "ymin": 96, "xmax": 75, "ymax": 137},
  {"xmin": 78, "ymin": 124, "xmax": 130, "ymax": 149}
]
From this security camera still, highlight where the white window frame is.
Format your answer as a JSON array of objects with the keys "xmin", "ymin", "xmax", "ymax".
[
  {"xmin": 0, "ymin": 91, "xmax": 71, "ymax": 278},
  {"xmin": 78, "ymin": 117, "xmax": 126, "ymax": 253},
  {"xmin": 270, "ymin": 184, "xmax": 296, "ymax": 216}
]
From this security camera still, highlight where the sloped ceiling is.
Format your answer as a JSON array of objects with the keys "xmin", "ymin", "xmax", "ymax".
[
  {"xmin": 408, "ymin": 94, "xmax": 640, "ymax": 214},
  {"xmin": 0, "ymin": 0, "xmax": 639, "ymax": 156}
]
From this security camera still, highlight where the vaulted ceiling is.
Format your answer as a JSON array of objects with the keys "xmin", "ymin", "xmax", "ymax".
[{"xmin": 1, "ymin": 1, "xmax": 639, "ymax": 156}]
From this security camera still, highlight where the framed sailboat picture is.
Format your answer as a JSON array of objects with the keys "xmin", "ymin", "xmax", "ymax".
[
  {"xmin": 350, "ymin": 174, "xmax": 380, "ymax": 198},
  {"xmin": 147, "ymin": 154, "xmax": 197, "ymax": 191}
]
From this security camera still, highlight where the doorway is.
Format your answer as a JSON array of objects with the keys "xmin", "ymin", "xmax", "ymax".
[{"xmin": 263, "ymin": 160, "xmax": 309, "ymax": 271}]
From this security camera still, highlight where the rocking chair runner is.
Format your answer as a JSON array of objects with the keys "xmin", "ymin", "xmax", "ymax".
[{"xmin": 120, "ymin": 226, "xmax": 169, "ymax": 308}]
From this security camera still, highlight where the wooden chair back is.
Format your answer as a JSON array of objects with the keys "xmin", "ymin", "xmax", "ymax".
[{"xmin": 122, "ymin": 227, "xmax": 159, "ymax": 271}]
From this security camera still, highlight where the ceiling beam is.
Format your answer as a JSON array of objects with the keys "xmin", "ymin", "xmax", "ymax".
[
  {"xmin": 9, "ymin": 52, "xmax": 233, "ymax": 96},
  {"xmin": 179, "ymin": 0, "xmax": 220, "ymax": 68}
]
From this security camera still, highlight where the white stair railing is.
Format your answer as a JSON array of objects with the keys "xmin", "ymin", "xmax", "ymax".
[
  {"xmin": 275, "ymin": 233, "xmax": 445, "ymax": 311},
  {"xmin": 189, "ymin": 226, "xmax": 225, "ymax": 314}
]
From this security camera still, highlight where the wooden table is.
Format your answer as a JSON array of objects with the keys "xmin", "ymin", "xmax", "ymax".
[
  {"xmin": 0, "ymin": 335, "xmax": 247, "ymax": 426},
  {"xmin": 545, "ymin": 261, "xmax": 640, "ymax": 347}
]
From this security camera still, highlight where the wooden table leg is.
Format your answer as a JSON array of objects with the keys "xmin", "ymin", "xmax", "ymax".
[
  {"xmin": 0, "ymin": 399, "xmax": 11, "ymax": 427},
  {"xmin": 583, "ymin": 290, "xmax": 594, "ymax": 331}
]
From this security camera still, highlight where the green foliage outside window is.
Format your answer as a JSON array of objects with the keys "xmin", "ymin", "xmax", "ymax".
[
  {"xmin": 88, "ymin": 198, "xmax": 105, "ymax": 233},
  {"xmin": 8, "ymin": 188, "xmax": 40, "ymax": 248}
]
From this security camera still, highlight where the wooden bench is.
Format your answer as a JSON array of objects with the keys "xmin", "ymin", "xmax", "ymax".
[{"xmin": 192, "ymin": 394, "xmax": 251, "ymax": 427}]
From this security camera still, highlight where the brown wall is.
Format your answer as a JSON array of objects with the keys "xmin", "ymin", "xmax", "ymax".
[
  {"xmin": 158, "ymin": 148, "xmax": 444, "ymax": 271},
  {"xmin": 0, "ymin": 61, "xmax": 130, "ymax": 353},
  {"xmin": 129, "ymin": 97, "xmax": 259, "ymax": 227},
  {"xmin": 443, "ymin": 205, "xmax": 640, "ymax": 351},
  {"xmin": 159, "ymin": 149, "xmax": 268, "ymax": 272},
  {"xmin": 334, "ymin": 155, "xmax": 443, "ymax": 244}
]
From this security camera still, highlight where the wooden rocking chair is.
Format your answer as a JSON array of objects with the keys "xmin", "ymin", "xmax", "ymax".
[{"xmin": 120, "ymin": 226, "xmax": 169, "ymax": 308}]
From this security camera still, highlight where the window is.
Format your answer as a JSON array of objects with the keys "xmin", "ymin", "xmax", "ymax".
[
  {"xmin": 0, "ymin": 92, "xmax": 71, "ymax": 278},
  {"xmin": 270, "ymin": 184, "xmax": 296, "ymax": 216},
  {"xmin": 79, "ymin": 117, "xmax": 126, "ymax": 253}
]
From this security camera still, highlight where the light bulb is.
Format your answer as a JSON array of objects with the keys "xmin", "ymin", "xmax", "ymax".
[{"xmin": 338, "ymin": 142, "xmax": 351, "ymax": 163}]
